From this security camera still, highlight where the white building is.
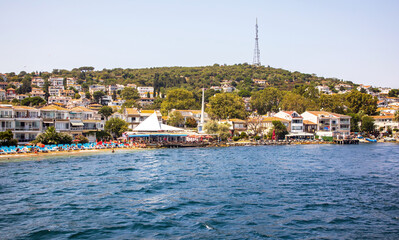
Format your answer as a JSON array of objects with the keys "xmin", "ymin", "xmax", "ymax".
[
  {"xmin": 275, "ymin": 111, "xmax": 304, "ymax": 133},
  {"xmin": 137, "ymin": 86, "xmax": 154, "ymax": 98},
  {"xmin": 316, "ymin": 85, "xmax": 331, "ymax": 94},
  {"xmin": 89, "ymin": 85, "xmax": 106, "ymax": 94},
  {"xmin": 49, "ymin": 77, "xmax": 64, "ymax": 87},
  {"xmin": 301, "ymin": 111, "xmax": 351, "ymax": 137}
]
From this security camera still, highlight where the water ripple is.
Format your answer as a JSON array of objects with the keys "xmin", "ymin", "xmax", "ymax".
[{"xmin": 0, "ymin": 144, "xmax": 399, "ymax": 239}]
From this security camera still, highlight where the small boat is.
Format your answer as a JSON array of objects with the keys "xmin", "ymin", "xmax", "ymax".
[{"xmin": 365, "ymin": 138, "xmax": 377, "ymax": 143}]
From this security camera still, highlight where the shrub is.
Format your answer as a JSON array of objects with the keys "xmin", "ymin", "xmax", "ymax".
[{"xmin": 232, "ymin": 136, "xmax": 240, "ymax": 141}]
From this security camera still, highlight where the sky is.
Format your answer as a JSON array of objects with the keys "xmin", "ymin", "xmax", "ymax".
[{"xmin": 0, "ymin": 0, "xmax": 398, "ymax": 88}]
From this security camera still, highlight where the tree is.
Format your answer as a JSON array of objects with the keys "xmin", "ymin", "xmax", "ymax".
[
  {"xmin": 279, "ymin": 92, "xmax": 318, "ymax": 114},
  {"xmin": 93, "ymin": 91, "xmax": 105, "ymax": 104},
  {"xmin": 98, "ymin": 106, "xmax": 113, "ymax": 120},
  {"xmin": 74, "ymin": 135, "xmax": 89, "ymax": 143},
  {"xmin": 267, "ymin": 121, "xmax": 289, "ymax": 140},
  {"xmin": 85, "ymin": 91, "xmax": 92, "ymax": 100},
  {"xmin": 185, "ymin": 117, "xmax": 198, "ymax": 128},
  {"xmin": 247, "ymin": 113, "xmax": 264, "ymax": 136},
  {"xmin": 160, "ymin": 88, "xmax": 197, "ymax": 115},
  {"xmin": 167, "ymin": 111, "xmax": 185, "ymax": 127},
  {"xmin": 122, "ymin": 100, "xmax": 140, "ymax": 109},
  {"xmin": 105, "ymin": 118, "xmax": 128, "ymax": 138},
  {"xmin": 394, "ymin": 111, "xmax": 399, "ymax": 122},
  {"xmin": 318, "ymin": 94, "xmax": 346, "ymax": 114},
  {"xmin": 121, "ymin": 87, "xmax": 140, "ymax": 100},
  {"xmin": 21, "ymin": 97, "xmax": 46, "ymax": 107},
  {"xmin": 347, "ymin": 113, "xmax": 361, "ymax": 132},
  {"xmin": 346, "ymin": 90, "xmax": 377, "ymax": 115},
  {"xmin": 17, "ymin": 78, "xmax": 32, "ymax": 94},
  {"xmin": 237, "ymin": 89, "xmax": 251, "ymax": 97},
  {"xmin": 361, "ymin": 116, "xmax": 375, "ymax": 133},
  {"xmin": 388, "ymin": 89, "xmax": 399, "ymax": 97},
  {"xmin": 250, "ymin": 87, "xmax": 282, "ymax": 115},
  {"xmin": 0, "ymin": 130, "xmax": 18, "ymax": 146},
  {"xmin": 204, "ymin": 120, "xmax": 231, "ymax": 141},
  {"xmin": 33, "ymin": 127, "xmax": 72, "ymax": 144},
  {"xmin": 74, "ymin": 93, "xmax": 81, "ymax": 99},
  {"xmin": 208, "ymin": 92, "xmax": 247, "ymax": 119}
]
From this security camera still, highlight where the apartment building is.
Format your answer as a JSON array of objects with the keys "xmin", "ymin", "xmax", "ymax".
[
  {"xmin": 13, "ymin": 106, "xmax": 42, "ymax": 144},
  {"xmin": 49, "ymin": 86, "xmax": 64, "ymax": 96},
  {"xmin": 275, "ymin": 111, "xmax": 304, "ymax": 133},
  {"xmin": 66, "ymin": 78, "xmax": 77, "ymax": 86},
  {"xmin": 49, "ymin": 77, "xmax": 64, "ymax": 86},
  {"xmin": 32, "ymin": 77, "xmax": 45, "ymax": 87},
  {"xmin": 137, "ymin": 86, "xmax": 154, "ymax": 98},
  {"xmin": 89, "ymin": 85, "xmax": 106, "ymax": 94},
  {"xmin": 301, "ymin": 111, "xmax": 351, "ymax": 137},
  {"xmin": 31, "ymin": 88, "xmax": 46, "ymax": 99},
  {"xmin": 48, "ymin": 96, "xmax": 71, "ymax": 105}
]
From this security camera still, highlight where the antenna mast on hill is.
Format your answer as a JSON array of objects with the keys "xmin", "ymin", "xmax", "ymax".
[{"xmin": 253, "ymin": 18, "xmax": 261, "ymax": 66}]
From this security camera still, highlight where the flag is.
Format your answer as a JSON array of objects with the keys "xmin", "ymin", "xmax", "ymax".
[{"xmin": 272, "ymin": 129, "xmax": 276, "ymax": 140}]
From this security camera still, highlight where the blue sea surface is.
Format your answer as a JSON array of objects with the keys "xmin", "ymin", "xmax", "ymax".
[{"xmin": 1, "ymin": 144, "xmax": 399, "ymax": 239}]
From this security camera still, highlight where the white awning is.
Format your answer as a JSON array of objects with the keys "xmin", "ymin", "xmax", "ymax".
[
  {"xmin": 70, "ymin": 120, "xmax": 84, "ymax": 126},
  {"xmin": 133, "ymin": 112, "xmax": 184, "ymax": 132}
]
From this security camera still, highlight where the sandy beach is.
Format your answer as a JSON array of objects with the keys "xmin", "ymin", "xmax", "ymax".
[{"xmin": 0, "ymin": 147, "xmax": 147, "ymax": 162}]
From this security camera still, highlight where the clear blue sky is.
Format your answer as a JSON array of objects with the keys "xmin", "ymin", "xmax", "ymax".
[{"xmin": 1, "ymin": 0, "xmax": 398, "ymax": 88}]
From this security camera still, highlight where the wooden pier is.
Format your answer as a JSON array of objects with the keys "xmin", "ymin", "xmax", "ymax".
[{"xmin": 334, "ymin": 139, "xmax": 359, "ymax": 144}]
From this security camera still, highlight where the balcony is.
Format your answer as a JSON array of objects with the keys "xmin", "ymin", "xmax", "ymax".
[
  {"xmin": 14, "ymin": 127, "xmax": 40, "ymax": 131},
  {"xmin": 0, "ymin": 127, "xmax": 14, "ymax": 131},
  {"xmin": 16, "ymin": 138, "xmax": 36, "ymax": 143},
  {"xmin": 0, "ymin": 115, "xmax": 13, "ymax": 118}
]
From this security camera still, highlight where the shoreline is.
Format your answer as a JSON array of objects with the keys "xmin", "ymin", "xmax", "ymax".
[
  {"xmin": 1, "ymin": 141, "xmax": 396, "ymax": 162},
  {"xmin": 0, "ymin": 147, "xmax": 147, "ymax": 162}
]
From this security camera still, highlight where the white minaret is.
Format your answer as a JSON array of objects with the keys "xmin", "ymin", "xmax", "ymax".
[{"xmin": 198, "ymin": 88, "xmax": 205, "ymax": 133}]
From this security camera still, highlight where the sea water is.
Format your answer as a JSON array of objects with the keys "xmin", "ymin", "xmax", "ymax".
[{"xmin": 1, "ymin": 144, "xmax": 399, "ymax": 239}]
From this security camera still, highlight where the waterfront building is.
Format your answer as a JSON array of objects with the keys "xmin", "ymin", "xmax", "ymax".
[
  {"xmin": 372, "ymin": 114, "xmax": 399, "ymax": 132},
  {"xmin": 247, "ymin": 116, "xmax": 289, "ymax": 135},
  {"xmin": 220, "ymin": 119, "xmax": 247, "ymax": 135},
  {"xmin": 40, "ymin": 105, "xmax": 70, "ymax": 134},
  {"xmin": 13, "ymin": 106, "xmax": 42, "ymax": 144},
  {"xmin": 301, "ymin": 111, "xmax": 351, "ymax": 137},
  {"xmin": 123, "ymin": 108, "xmax": 141, "ymax": 130},
  {"xmin": 275, "ymin": 111, "xmax": 304, "ymax": 133}
]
